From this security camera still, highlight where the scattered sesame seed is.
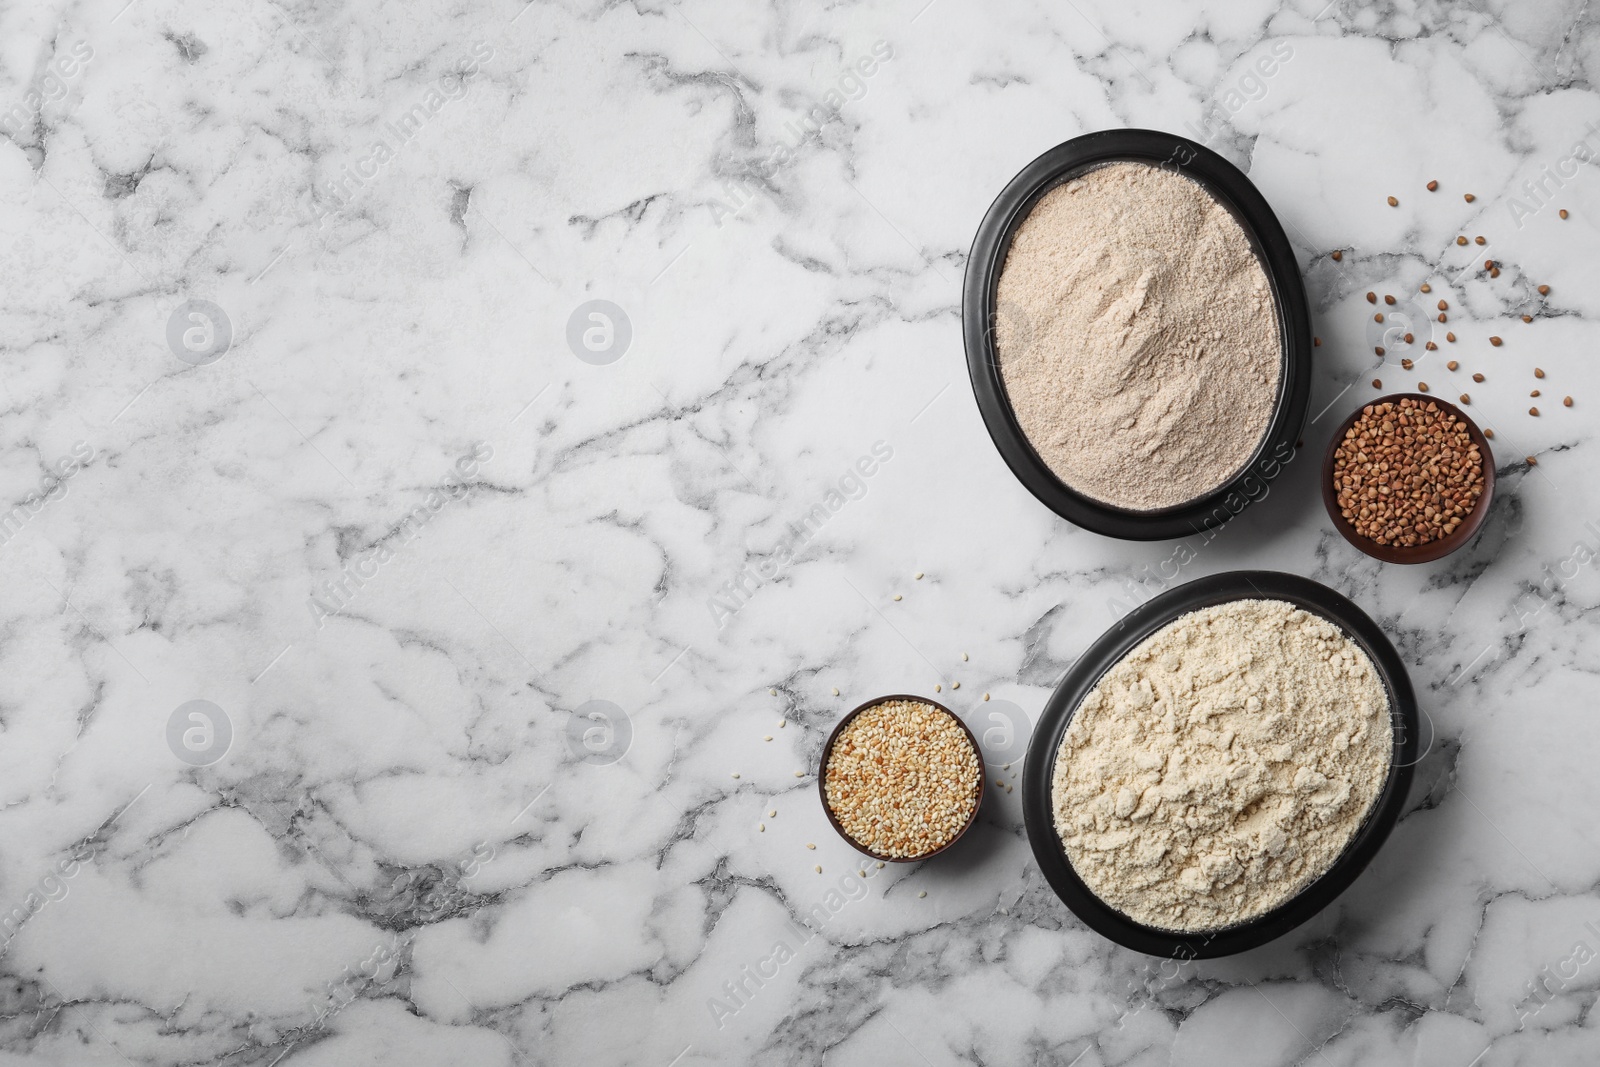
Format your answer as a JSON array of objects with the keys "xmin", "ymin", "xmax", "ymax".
[
  {"xmin": 892, "ymin": 594, "xmax": 902, "ymax": 602},
  {"xmin": 914, "ymin": 572, "xmax": 924, "ymax": 580},
  {"xmin": 934, "ymin": 683, "xmax": 942, "ymax": 692},
  {"xmin": 875, "ymin": 861, "xmax": 885, "ymax": 869},
  {"xmin": 806, "ymin": 843, "xmax": 816, "ymax": 849},
  {"xmin": 951, "ymin": 681, "xmax": 960, "ymax": 690},
  {"xmin": 758, "ymin": 824, "xmax": 765, "ymax": 832},
  {"xmin": 983, "ymin": 693, "xmax": 990, "ymax": 701},
  {"xmin": 831, "ymin": 687, "xmax": 840, "ymax": 696},
  {"xmin": 732, "ymin": 772, "xmax": 741, "ymax": 779},
  {"xmin": 918, "ymin": 890, "xmax": 927, "ymax": 898},
  {"xmin": 961, "ymin": 652, "xmax": 968, "ymax": 661},
  {"xmin": 794, "ymin": 770, "xmax": 805, "ymax": 777},
  {"xmin": 779, "ymin": 719, "xmax": 786, "ymax": 727},
  {"xmin": 769, "ymin": 688, "xmax": 777, "ymax": 696},
  {"xmin": 814, "ymin": 865, "xmax": 822, "ymax": 873},
  {"xmin": 764, "ymin": 735, "xmax": 773, "ymax": 741},
  {"xmin": 769, "ymin": 809, "xmax": 777, "ymax": 817}
]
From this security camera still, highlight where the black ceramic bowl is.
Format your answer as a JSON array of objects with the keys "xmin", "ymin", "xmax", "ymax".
[
  {"xmin": 962, "ymin": 129, "xmax": 1313, "ymax": 541},
  {"xmin": 818, "ymin": 694, "xmax": 983, "ymax": 862},
  {"xmin": 1021, "ymin": 571, "xmax": 1417, "ymax": 959}
]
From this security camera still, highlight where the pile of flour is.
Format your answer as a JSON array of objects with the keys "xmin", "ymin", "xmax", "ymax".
[
  {"xmin": 994, "ymin": 161, "xmax": 1281, "ymax": 512},
  {"xmin": 1050, "ymin": 599, "xmax": 1392, "ymax": 933}
]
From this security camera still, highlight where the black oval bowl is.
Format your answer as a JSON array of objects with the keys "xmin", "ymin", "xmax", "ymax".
[
  {"xmin": 1021, "ymin": 570, "xmax": 1417, "ymax": 959},
  {"xmin": 962, "ymin": 129, "xmax": 1313, "ymax": 541}
]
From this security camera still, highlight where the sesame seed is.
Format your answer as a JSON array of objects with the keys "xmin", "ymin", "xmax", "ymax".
[
  {"xmin": 918, "ymin": 890, "xmax": 927, "ymax": 898},
  {"xmin": 820, "ymin": 698, "xmax": 981, "ymax": 860}
]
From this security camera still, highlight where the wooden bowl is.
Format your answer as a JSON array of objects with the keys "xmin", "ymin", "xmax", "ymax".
[
  {"xmin": 1321, "ymin": 392, "xmax": 1495, "ymax": 564},
  {"xmin": 818, "ymin": 694, "xmax": 984, "ymax": 863}
]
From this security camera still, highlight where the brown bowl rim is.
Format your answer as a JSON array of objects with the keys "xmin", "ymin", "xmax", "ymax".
[
  {"xmin": 1320, "ymin": 391, "xmax": 1496, "ymax": 564},
  {"xmin": 817, "ymin": 693, "xmax": 985, "ymax": 863}
]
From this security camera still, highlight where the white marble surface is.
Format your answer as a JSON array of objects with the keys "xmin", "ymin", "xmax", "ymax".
[{"xmin": 1, "ymin": 0, "xmax": 1599, "ymax": 1063}]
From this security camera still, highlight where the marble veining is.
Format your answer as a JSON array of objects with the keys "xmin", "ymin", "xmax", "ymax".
[{"xmin": 1, "ymin": 0, "xmax": 1599, "ymax": 1063}]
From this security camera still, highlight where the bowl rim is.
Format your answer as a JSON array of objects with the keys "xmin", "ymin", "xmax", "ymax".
[
  {"xmin": 1320, "ymin": 392, "xmax": 1496, "ymax": 564},
  {"xmin": 961, "ymin": 128, "xmax": 1313, "ymax": 541},
  {"xmin": 1020, "ymin": 570, "xmax": 1418, "ymax": 958},
  {"xmin": 818, "ymin": 693, "xmax": 985, "ymax": 863}
]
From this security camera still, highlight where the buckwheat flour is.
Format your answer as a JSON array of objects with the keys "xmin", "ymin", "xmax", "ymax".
[
  {"xmin": 1051, "ymin": 599, "xmax": 1392, "ymax": 933},
  {"xmin": 995, "ymin": 162, "xmax": 1281, "ymax": 511}
]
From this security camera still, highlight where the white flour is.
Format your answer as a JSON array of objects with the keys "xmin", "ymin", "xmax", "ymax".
[{"xmin": 1051, "ymin": 599, "xmax": 1392, "ymax": 933}]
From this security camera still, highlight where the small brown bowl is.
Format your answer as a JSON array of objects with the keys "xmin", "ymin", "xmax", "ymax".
[
  {"xmin": 817, "ymin": 694, "xmax": 984, "ymax": 863},
  {"xmin": 1321, "ymin": 392, "xmax": 1495, "ymax": 564}
]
